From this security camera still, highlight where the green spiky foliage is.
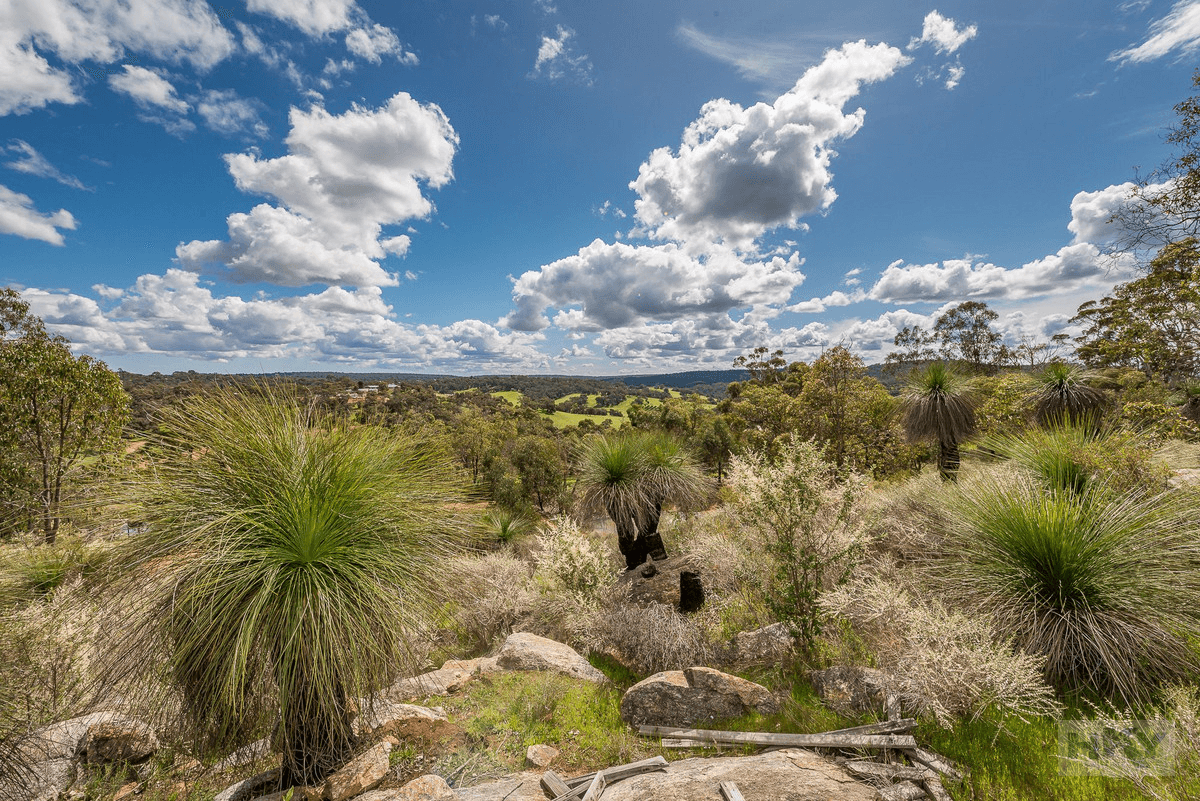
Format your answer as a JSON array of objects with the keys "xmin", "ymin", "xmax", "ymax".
[
  {"xmin": 108, "ymin": 388, "xmax": 469, "ymax": 789},
  {"xmin": 982, "ymin": 425, "xmax": 1168, "ymax": 498},
  {"xmin": 575, "ymin": 431, "xmax": 708, "ymax": 569},
  {"xmin": 937, "ymin": 474, "xmax": 1200, "ymax": 703},
  {"xmin": 484, "ymin": 508, "xmax": 534, "ymax": 545},
  {"xmin": 900, "ymin": 362, "xmax": 977, "ymax": 481},
  {"xmin": 1031, "ymin": 362, "xmax": 1107, "ymax": 428}
]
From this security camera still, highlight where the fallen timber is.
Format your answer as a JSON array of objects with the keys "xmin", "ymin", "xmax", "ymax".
[
  {"xmin": 540, "ymin": 756, "xmax": 669, "ymax": 801},
  {"xmin": 637, "ymin": 725, "xmax": 918, "ymax": 750}
]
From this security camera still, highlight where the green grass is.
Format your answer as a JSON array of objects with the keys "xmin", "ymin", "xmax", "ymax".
[
  {"xmin": 919, "ymin": 712, "xmax": 1147, "ymax": 800},
  {"xmin": 491, "ymin": 391, "xmax": 522, "ymax": 406}
]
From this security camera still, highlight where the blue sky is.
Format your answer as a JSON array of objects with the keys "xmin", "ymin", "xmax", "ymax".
[{"xmin": 0, "ymin": 0, "xmax": 1195, "ymax": 375}]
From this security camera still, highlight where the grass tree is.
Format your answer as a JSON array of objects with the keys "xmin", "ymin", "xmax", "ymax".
[
  {"xmin": 937, "ymin": 472, "xmax": 1200, "ymax": 703},
  {"xmin": 108, "ymin": 388, "xmax": 469, "ymax": 789},
  {"xmin": 576, "ymin": 430, "xmax": 708, "ymax": 570},
  {"xmin": 900, "ymin": 362, "xmax": 977, "ymax": 481},
  {"xmin": 1030, "ymin": 361, "xmax": 1107, "ymax": 428}
]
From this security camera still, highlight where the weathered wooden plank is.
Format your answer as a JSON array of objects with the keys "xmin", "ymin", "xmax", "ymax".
[
  {"xmin": 560, "ymin": 756, "xmax": 670, "ymax": 793},
  {"xmin": 844, "ymin": 760, "xmax": 930, "ymax": 782},
  {"xmin": 901, "ymin": 748, "xmax": 965, "ymax": 782},
  {"xmin": 827, "ymin": 719, "xmax": 917, "ymax": 736},
  {"xmin": 921, "ymin": 773, "xmax": 953, "ymax": 801},
  {"xmin": 876, "ymin": 780, "xmax": 927, "ymax": 800},
  {"xmin": 540, "ymin": 770, "xmax": 572, "ymax": 799},
  {"xmin": 719, "ymin": 781, "xmax": 746, "ymax": 801},
  {"xmin": 637, "ymin": 726, "xmax": 917, "ymax": 750},
  {"xmin": 579, "ymin": 772, "xmax": 605, "ymax": 801}
]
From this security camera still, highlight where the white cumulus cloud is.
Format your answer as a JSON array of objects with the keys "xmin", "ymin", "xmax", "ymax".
[
  {"xmin": 0, "ymin": 0, "xmax": 234, "ymax": 116},
  {"xmin": 195, "ymin": 89, "xmax": 268, "ymax": 137},
  {"xmin": 909, "ymin": 10, "xmax": 978, "ymax": 54},
  {"xmin": 504, "ymin": 239, "xmax": 806, "ymax": 332},
  {"xmin": 24, "ymin": 270, "xmax": 548, "ymax": 369},
  {"xmin": 0, "ymin": 183, "xmax": 77, "ymax": 245},
  {"xmin": 178, "ymin": 92, "xmax": 458, "ymax": 288},
  {"xmin": 108, "ymin": 65, "xmax": 189, "ymax": 113},
  {"xmin": 630, "ymin": 39, "xmax": 910, "ymax": 251},
  {"xmin": 1112, "ymin": 0, "xmax": 1200, "ymax": 63}
]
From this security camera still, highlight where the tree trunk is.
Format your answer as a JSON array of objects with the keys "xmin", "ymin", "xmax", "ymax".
[
  {"xmin": 612, "ymin": 511, "xmax": 648, "ymax": 571},
  {"xmin": 937, "ymin": 440, "xmax": 960, "ymax": 482},
  {"xmin": 640, "ymin": 501, "xmax": 669, "ymax": 562},
  {"xmin": 278, "ymin": 671, "xmax": 353, "ymax": 789}
]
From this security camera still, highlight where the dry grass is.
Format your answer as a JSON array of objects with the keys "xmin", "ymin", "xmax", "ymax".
[{"xmin": 822, "ymin": 571, "xmax": 1061, "ymax": 728}]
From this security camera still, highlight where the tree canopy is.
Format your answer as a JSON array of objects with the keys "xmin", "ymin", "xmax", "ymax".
[{"xmin": 1072, "ymin": 238, "xmax": 1200, "ymax": 385}]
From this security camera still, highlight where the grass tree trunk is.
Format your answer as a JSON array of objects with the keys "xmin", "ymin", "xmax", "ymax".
[
  {"xmin": 279, "ymin": 672, "xmax": 354, "ymax": 789},
  {"xmin": 612, "ymin": 509, "xmax": 648, "ymax": 570},
  {"xmin": 938, "ymin": 439, "xmax": 961, "ymax": 482},
  {"xmin": 640, "ymin": 501, "xmax": 669, "ymax": 561}
]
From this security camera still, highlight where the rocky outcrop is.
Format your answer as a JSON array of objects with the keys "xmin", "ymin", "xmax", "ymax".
[
  {"xmin": 350, "ymin": 701, "xmax": 456, "ymax": 743},
  {"xmin": 385, "ymin": 657, "xmax": 499, "ymax": 701},
  {"xmin": 809, "ymin": 666, "xmax": 892, "ymax": 715},
  {"xmin": 77, "ymin": 719, "xmax": 158, "ymax": 765},
  {"xmin": 7, "ymin": 712, "xmax": 160, "ymax": 801},
  {"xmin": 600, "ymin": 748, "xmax": 876, "ymax": 801},
  {"xmin": 322, "ymin": 741, "xmax": 392, "ymax": 801},
  {"xmin": 357, "ymin": 774, "xmax": 456, "ymax": 801},
  {"xmin": 214, "ymin": 769, "xmax": 282, "ymax": 801},
  {"xmin": 619, "ymin": 666, "xmax": 780, "ymax": 727},
  {"xmin": 731, "ymin": 623, "xmax": 794, "ymax": 667},
  {"xmin": 494, "ymin": 633, "xmax": 606, "ymax": 683},
  {"xmin": 455, "ymin": 772, "xmax": 545, "ymax": 801}
]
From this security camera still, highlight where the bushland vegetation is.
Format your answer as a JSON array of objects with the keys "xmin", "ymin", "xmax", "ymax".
[{"xmin": 6, "ymin": 73, "xmax": 1200, "ymax": 801}]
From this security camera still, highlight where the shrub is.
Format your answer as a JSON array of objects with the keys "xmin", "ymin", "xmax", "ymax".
[
  {"xmin": 587, "ymin": 601, "xmax": 714, "ymax": 676},
  {"xmin": 534, "ymin": 517, "xmax": 621, "ymax": 606},
  {"xmin": 482, "ymin": 508, "xmax": 535, "ymax": 546},
  {"xmin": 445, "ymin": 552, "xmax": 537, "ymax": 654},
  {"xmin": 728, "ymin": 441, "xmax": 865, "ymax": 654},
  {"xmin": 935, "ymin": 473, "xmax": 1200, "ymax": 702},
  {"xmin": 823, "ymin": 573, "xmax": 1061, "ymax": 728}
]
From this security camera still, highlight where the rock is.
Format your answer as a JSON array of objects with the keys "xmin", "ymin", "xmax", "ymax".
[
  {"xmin": 600, "ymin": 749, "xmax": 876, "ymax": 801},
  {"xmin": 214, "ymin": 738, "xmax": 272, "ymax": 772},
  {"xmin": 112, "ymin": 782, "xmax": 140, "ymax": 801},
  {"xmin": 252, "ymin": 787, "xmax": 321, "ymax": 801},
  {"xmin": 20, "ymin": 712, "xmax": 123, "ymax": 761},
  {"xmin": 454, "ymin": 773, "xmax": 545, "ymax": 801},
  {"xmin": 78, "ymin": 720, "xmax": 159, "ymax": 765},
  {"xmin": 322, "ymin": 741, "xmax": 392, "ymax": 801},
  {"xmin": 357, "ymin": 774, "xmax": 456, "ymax": 801},
  {"xmin": 494, "ymin": 633, "xmax": 606, "ymax": 683},
  {"xmin": 387, "ymin": 668, "xmax": 473, "ymax": 699},
  {"xmin": 214, "ymin": 769, "xmax": 282, "ymax": 801},
  {"xmin": 809, "ymin": 666, "xmax": 892, "ymax": 715},
  {"xmin": 14, "ymin": 757, "xmax": 77, "ymax": 801},
  {"xmin": 350, "ymin": 700, "xmax": 457, "ymax": 744},
  {"xmin": 732, "ymin": 623, "xmax": 794, "ymax": 667},
  {"xmin": 523, "ymin": 744, "xmax": 558, "ymax": 769},
  {"xmin": 385, "ymin": 657, "xmax": 499, "ymax": 701},
  {"xmin": 619, "ymin": 666, "xmax": 780, "ymax": 727}
]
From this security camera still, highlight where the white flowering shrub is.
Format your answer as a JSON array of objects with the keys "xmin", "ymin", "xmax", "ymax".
[
  {"xmin": 534, "ymin": 517, "xmax": 620, "ymax": 607},
  {"xmin": 728, "ymin": 441, "xmax": 865, "ymax": 653}
]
